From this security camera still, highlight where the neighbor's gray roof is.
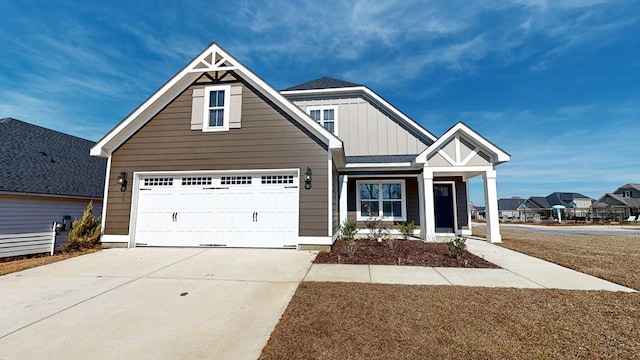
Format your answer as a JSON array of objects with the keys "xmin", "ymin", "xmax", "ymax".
[
  {"xmin": 283, "ymin": 76, "xmax": 362, "ymax": 91},
  {"xmin": 0, "ymin": 118, "xmax": 106, "ymax": 198},
  {"xmin": 498, "ymin": 198, "xmax": 525, "ymax": 211},
  {"xmin": 525, "ymin": 196, "xmax": 551, "ymax": 209},
  {"xmin": 345, "ymin": 155, "xmax": 417, "ymax": 164},
  {"xmin": 546, "ymin": 192, "xmax": 593, "ymax": 207}
]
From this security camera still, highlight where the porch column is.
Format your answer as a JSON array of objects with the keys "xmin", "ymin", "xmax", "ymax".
[
  {"xmin": 417, "ymin": 174, "xmax": 426, "ymax": 239},
  {"xmin": 483, "ymin": 169, "xmax": 502, "ymax": 243},
  {"xmin": 465, "ymin": 180, "xmax": 472, "ymax": 236},
  {"xmin": 339, "ymin": 175, "xmax": 348, "ymax": 228},
  {"xmin": 423, "ymin": 169, "xmax": 436, "ymax": 241}
]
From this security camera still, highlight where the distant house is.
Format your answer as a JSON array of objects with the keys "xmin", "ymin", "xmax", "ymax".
[
  {"xmin": 591, "ymin": 184, "xmax": 640, "ymax": 221},
  {"xmin": 0, "ymin": 118, "xmax": 106, "ymax": 255},
  {"xmin": 498, "ymin": 197, "xmax": 525, "ymax": 220},
  {"xmin": 518, "ymin": 192, "xmax": 594, "ymax": 222}
]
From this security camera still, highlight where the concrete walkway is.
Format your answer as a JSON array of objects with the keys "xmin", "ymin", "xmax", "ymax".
[{"xmin": 304, "ymin": 239, "xmax": 636, "ymax": 292}]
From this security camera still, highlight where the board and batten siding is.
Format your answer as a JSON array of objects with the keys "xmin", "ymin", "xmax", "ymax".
[
  {"xmin": 0, "ymin": 195, "xmax": 102, "ymax": 251},
  {"xmin": 106, "ymin": 80, "xmax": 329, "ymax": 237},
  {"xmin": 289, "ymin": 96, "xmax": 429, "ymax": 157}
]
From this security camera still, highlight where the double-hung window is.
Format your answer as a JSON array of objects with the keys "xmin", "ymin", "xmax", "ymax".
[
  {"xmin": 308, "ymin": 106, "xmax": 337, "ymax": 134},
  {"xmin": 357, "ymin": 180, "xmax": 406, "ymax": 221},
  {"xmin": 203, "ymin": 85, "xmax": 231, "ymax": 132},
  {"xmin": 622, "ymin": 190, "xmax": 632, "ymax": 198}
]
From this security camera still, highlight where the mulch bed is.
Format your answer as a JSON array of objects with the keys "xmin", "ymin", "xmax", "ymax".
[{"xmin": 314, "ymin": 239, "xmax": 499, "ymax": 268}]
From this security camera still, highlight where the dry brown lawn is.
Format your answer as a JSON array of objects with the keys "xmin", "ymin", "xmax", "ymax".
[
  {"xmin": 0, "ymin": 249, "xmax": 99, "ymax": 276},
  {"xmin": 260, "ymin": 283, "xmax": 639, "ymax": 360},
  {"xmin": 473, "ymin": 227, "xmax": 640, "ymax": 290}
]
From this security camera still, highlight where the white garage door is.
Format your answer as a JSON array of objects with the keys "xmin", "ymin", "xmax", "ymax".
[{"xmin": 133, "ymin": 172, "xmax": 299, "ymax": 248}]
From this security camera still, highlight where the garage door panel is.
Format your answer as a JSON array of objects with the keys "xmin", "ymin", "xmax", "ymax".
[{"xmin": 135, "ymin": 172, "xmax": 299, "ymax": 248}]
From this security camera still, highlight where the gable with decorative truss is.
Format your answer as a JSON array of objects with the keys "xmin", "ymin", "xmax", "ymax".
[
  {"xmin": 426, "ymin": 135, "xmax": 493, "ymax": 167},
  {"xmin": 189, "ymin": 48, "xmax": 237, "ymax": 73},
  {"xmin": 415, "ymin": 122, "xmax": 510, "ymax": 167},
  {"xmin": 91, "ymin": 43, "xmax": 342, "ymax": 157}
]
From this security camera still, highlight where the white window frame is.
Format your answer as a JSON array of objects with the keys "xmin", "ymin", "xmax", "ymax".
[
  {"xmin": 308, "ymin": 105, "xmax": 338, "ymax": 135},
  {"xmin": 202, "ymin": 84, "xmax": 231, "ymax": 132},
  {"xmin": 356, "ymin": 179, "xmax": 406, "ymax": 221},
  {"xmin": 622, "ymin": 190, "xmax": 632, "ymax": 198}
]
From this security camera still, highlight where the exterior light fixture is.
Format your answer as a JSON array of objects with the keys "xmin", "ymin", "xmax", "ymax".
[
  {"xmin": 117, "ymin": 171, "xmax": 128, "ymax": 192},
  {"xmin": 304, "ymin": 167, "xmax": 312, "ymax": 189}
]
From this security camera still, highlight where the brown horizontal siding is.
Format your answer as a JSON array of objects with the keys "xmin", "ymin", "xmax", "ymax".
[{"xmin": 106, "ymin": 80, "xmax": 329, "ymax": 237}]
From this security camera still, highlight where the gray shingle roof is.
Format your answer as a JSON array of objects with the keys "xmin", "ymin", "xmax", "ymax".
[
  {"xmin": 498, "ymin": 198, "xmax": 525, "ymax": 211},
  {"xmin": 0, "ymin": 118, "xmax": 106, "ymax": 198},
  {"xmin": 546, "ymin": 192, "xmax": 593, "ymax": 207},
  {"xmin": 526, "ymin": 196, "xmax": 550, "ymax": 209},
  {"xmin": 283, "ymin": 76, "xmax": 361, "ymax": 91},
  {"xmin": 345, "ymin": 155, "xmax": 417, "ymax": 164}
]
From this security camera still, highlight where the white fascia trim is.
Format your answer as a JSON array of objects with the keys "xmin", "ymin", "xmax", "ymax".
[
  {"xmin": 345, "ymin": 162, "xmax": 415, "ymax": 168},
  {"xmin": 101, "ymin": 234, "xmax": 129, "ymax": 243},
  {"xmin": 298, "ymin": 236, "xmax": 333, "ymax": 245},
  {"xmin": 91, "ymin": 43, "xmax": 342, "ymax": 157},
  {"xmin": 282, "ymin": 86, "xmax": 438, "ymax": 143},
  {"xmin": 417, "ymin": 122, "xmax": 510, "ymax": 164},
  {"xmin": 428, "ymin": 166, "xmax": 496, "ymax": 173},
  {"xmin": 347, "ymin": 174, "xmax": 420, "ymax": 179}
]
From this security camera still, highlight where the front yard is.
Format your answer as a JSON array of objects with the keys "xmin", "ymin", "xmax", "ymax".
[
  {"xmin": 473, "ymin": 226, "xmax": 640, "ymax": 290},
  {"xmin": 260, "ymin": 283, "xmax": 639, "ymax": 359},
  {"xmin": 261, "ymin": 228, "xmax": 640, "ymax": 359}
]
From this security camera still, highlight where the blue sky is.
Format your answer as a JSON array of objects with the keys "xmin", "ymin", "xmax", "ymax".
[{"xmin": 1, "ymin": 0, "xmax": 639, "ymax": 205}]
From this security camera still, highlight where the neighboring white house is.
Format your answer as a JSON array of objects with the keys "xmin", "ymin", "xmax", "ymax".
[{"xmin": 0, "ymin": 118, "xmax": 106, "ymax": 257}]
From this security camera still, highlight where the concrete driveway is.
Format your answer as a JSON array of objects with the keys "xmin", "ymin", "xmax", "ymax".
[{"xmin": 0, "ymin": 248, "xmax": 316, "ymax": 360}]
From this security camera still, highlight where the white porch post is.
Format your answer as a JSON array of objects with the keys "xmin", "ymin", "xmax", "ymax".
[
  {"xmin": 423, "ymin": 168, "xmax": 436, "ymax": 241},
  {"xmin": 483, "ymin": 169, "xmax": 502, "ymax": 243},
  {"xmin": 464, "ymin": 180, "xmax": 472, "ymax": 236},
  {"xmin": 339, "ymin": 175, "xmax": 348, "ymax": 228},
  {"xmin": 417, "ymin": 174, "xmax": 426, "ymax": 239}
]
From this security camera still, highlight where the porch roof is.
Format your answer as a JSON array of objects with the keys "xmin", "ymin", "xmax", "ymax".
[{"xmin": 345, "ymin": 155, "xmax": 417, "ymax": 164}]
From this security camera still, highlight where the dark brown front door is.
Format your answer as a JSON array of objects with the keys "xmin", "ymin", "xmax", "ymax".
[{"xmin": 434, "ymin": 184, "xmax": 454, "ymax": 233}]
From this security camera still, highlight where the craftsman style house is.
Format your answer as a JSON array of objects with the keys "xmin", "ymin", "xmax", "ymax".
[{"xmin": 91, "ymin": 43, "xmax": 510, "ymax": 249}]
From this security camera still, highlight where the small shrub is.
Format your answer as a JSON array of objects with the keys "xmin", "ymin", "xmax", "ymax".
[
  {"xmin": 365, "ymin": 217, "xmax": 390, "ymax": 242},
  {"xmin": 344, "ymin": 240, "xmax": 358, "ymax": 258},
  {"xmin": 397, "ymin": 221, "xmax": 416, "ymax": 240},
  {"xmin": 340, "ymin": 220, "xmax": 358, "ymax": 241},
  {"xmin": 62, "ymin": 201, "xmax": 101, "ymax": 253},
  {"xmin": 446, "ymin": 237, "xmax": 467, "ymax": 259}
]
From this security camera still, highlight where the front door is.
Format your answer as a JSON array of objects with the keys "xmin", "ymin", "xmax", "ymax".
[{"xmin": 433, "ymin": 184, "xmax": 455, "ymax": 233}]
